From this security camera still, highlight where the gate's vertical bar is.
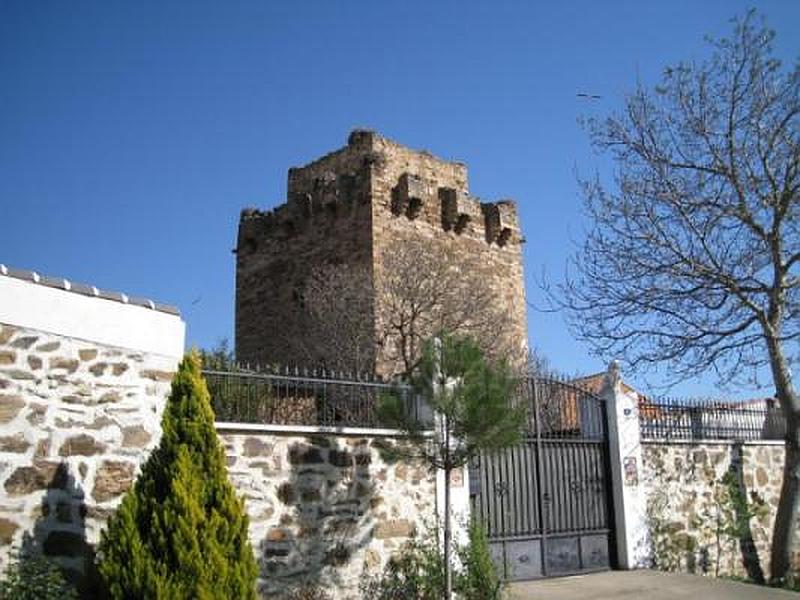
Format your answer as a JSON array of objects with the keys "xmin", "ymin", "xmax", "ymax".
[
  {"xmin": 510, "ymin": 444, "xmax": 519, "ymax": 536},
  {"xmin": 531, "ymin": 376, "xmax": 548, "ymax": 577},
  {"xmin": 568, "ymin": 439, "xmax": 578, "ymax": 533},
  {"xmin": 522, "ymin": 439, "xmax": 534, "ymax": 536},
  {"xmin": 568, "ymin": 439, "xmax": 580, "ymax": 533}
]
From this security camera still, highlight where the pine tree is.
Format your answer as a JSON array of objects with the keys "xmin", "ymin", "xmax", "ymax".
[
  {"xmin": 379, "ymin": 334, "xmax": 525, "ymax": 600},
  {"xmin": 97, "ymin": 352, "xmax": 258, "ymax": 599}
]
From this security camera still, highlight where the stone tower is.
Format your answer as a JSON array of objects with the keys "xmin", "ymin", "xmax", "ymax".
[{"xmin": 235, "ymin": 130, "xmax": 527, "ymax": 376}]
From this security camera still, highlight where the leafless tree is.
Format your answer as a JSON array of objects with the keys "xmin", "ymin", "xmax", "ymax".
[
  {"xmin": 279, "ymin": 238, "xmax": 523, "ymax": 379},
  {"xmin": 527, "ymin": 346, "xmax": 556, "ymax": 378},
  {"xmin": 557, "ymin": 12, "xmax": 799, "ymax": 582},
  {"xmin": 376, "ymin": 238, "xmax": 521, "ymax": 378}
]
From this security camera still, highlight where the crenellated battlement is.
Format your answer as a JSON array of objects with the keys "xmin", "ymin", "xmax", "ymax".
[{"xmin": 237, "ymin": 130, "xmax": 521, "ymax": 253}]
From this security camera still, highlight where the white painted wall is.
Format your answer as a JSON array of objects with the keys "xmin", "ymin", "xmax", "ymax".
[
  {"xmin": 602, "ymin": 362, "xmax": 650, "ymax": 569},
  {"xmin": 436, "ymin": 464, "xmax": 471, "ymax": 550},
  {"xmin": 0, "ymin": 275, "xmax": 185, "ymax": 358}
]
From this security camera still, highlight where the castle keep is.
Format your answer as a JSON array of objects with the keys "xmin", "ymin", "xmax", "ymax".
[{"xmin": 235, "ymin": 130, "xmax": 528, "ymax": 375}]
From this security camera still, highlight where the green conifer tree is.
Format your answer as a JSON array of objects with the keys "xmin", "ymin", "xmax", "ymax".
[
  {"xmin": 97, "ymin": 352, "xmax": 258, "ymax": 599},
  {"xmin": 379, "ymin": 334, "xmax": 525, "ymax": 600}
]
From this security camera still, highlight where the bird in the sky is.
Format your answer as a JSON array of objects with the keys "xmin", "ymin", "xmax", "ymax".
[{"xmin": 577, "ymin": 93, "xmax": 602, "ymax": 99}]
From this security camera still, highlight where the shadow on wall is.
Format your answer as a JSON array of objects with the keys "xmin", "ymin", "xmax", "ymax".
[
  {"xmin": 16, "ymin": 462, "xmax": 102, "ymax": 597},
  {"xmin": 261, "ymin": 436, "xmax": 376, "ymax": 597},
  {"xmin": 728, "ymin": 443, "xmax": 766, "ymax": 584},
  {"xmin": 643, "ymin": 444, "xmax": 768, "ymax": 581}
]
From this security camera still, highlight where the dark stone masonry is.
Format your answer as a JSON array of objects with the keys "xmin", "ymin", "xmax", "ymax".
[{"xmin": 235, "ymin": 130, "xmax": 528, "ymax": 376}]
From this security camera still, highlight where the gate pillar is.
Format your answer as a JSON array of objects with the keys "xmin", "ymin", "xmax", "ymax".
[{"xmin": 601, "ymin": 361, "xmax": 649, "ymax": 569}]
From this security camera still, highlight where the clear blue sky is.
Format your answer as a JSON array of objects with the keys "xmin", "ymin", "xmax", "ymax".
[{"xmin": 2, "ymin": 1, "xmax": 798, "ymax": 399}]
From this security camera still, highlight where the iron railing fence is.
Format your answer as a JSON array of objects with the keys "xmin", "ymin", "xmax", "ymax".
[
  {"xmin": 204, "ymin": 366, "xmax": 613, "ymax": 438},
  {"xmin": 513, "ymin": 376, "xmax": 608, "ymax": 440},
  {"xmin": 202, "ymin": 367, "xmax": 418, "ymax": 428},
  {"xmin": 638, "ymin": 397, "xmax": 785, "ymax": 441}
]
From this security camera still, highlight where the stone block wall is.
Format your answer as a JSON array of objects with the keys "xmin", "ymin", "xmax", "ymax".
[
  {"xmin": 0, "ymin": 322, "xmax": 177, "ymax": 586},
  {"xmin": 235, "ymin": 130, "xmax": 528, "ymax": 376},
  {"xmin": 0, "ymin": 268, "xmax": 185, "ymax": 591},
  {"xmin": 0, "ymin": 323, "xmax": 437, "ymax": 598},
  {"xmin": 368, "ymin": 132, "xmax": 528, "ymax": 375},
  {"xmin": 235, "ymin": 142, "xmax": 376, "ymax": 371},
  {"xmin": 220, "ymin": 428, "xmax": 437, "ymax": 599},
  {"xmin": 640, "ymin": 440, "xmax": 793, "ymax": 579},
  {"xmin": 0, "ymin": 267, "xmax": 446, "ymax": 598}
]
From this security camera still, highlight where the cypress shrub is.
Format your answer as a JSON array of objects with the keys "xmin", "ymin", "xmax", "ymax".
[
  {"xmin": 456, "ymin": 519, "xmax": 504, "ymax": 600},
  {"xmin": 97, "ymin": 352, "xmax": 258, "ymax": 599}
]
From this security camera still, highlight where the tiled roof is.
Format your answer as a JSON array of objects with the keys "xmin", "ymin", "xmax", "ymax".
[
  {"xmin": 571, "ymin": 372, "xmax": 642, "ymax": 398},
  {"xmin": 0, "ymin": 264, "xmax": 180, "ymax": 317},
  {"xmin": 571, "ymin": 371, "xmax": 776, "ymax": 416}
]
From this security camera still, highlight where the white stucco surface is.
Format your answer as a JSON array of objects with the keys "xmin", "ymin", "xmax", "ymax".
[
  {"xmin": 0, "ymin": 275, "xmax": 184, "ymax": 358},
  {"xmin": 602, "ymin": 365, "xmax": 649, "ymax": 569}
]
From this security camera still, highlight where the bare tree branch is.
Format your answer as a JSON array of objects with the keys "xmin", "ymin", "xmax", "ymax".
[
  {"xmin": 377, "ymin": 239, "xmax": 521, "ymax": 378},
  {"xmin": 553, "ymin": 11, "xmax": 799, "ymax": 581}
]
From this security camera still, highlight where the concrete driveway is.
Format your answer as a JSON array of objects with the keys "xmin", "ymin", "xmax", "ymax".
[{"xmin": 508, "ymin": 570, "xmax": 797, "ymax": 599}]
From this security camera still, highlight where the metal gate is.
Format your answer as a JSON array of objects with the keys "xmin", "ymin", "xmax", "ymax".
[{"xmin": 470, "ymin": 377, "xmax": 615, "ymax": 580}]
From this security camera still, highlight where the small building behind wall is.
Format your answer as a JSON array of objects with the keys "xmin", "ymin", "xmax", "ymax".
[{"xmin": 0, "ymin": 265, "xmax": 185, "ymax": 591}]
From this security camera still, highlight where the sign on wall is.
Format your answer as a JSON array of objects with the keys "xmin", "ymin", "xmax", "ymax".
[{"xmin": 624, "ymin": 456, "xmax": 638, "ymax": 486}]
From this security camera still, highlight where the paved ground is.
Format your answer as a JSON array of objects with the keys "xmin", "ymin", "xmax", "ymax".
[{"xmin": 508, "ymin": 570, "xmax": 797, "ymax": 599}]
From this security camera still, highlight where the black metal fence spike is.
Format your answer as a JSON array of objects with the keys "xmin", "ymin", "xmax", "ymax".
[
  {"xmin": 638, "ymin": 393, "xmax": 783, "ymax": 442},
  {"xmin": 198, "ymin": 366, "xmax": 784, "ymax": 442}
]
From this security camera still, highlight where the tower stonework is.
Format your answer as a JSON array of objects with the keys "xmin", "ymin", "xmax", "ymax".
[{"xmin": 235, "ymin": 130, "xmax": 528, "ymax": 376}]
